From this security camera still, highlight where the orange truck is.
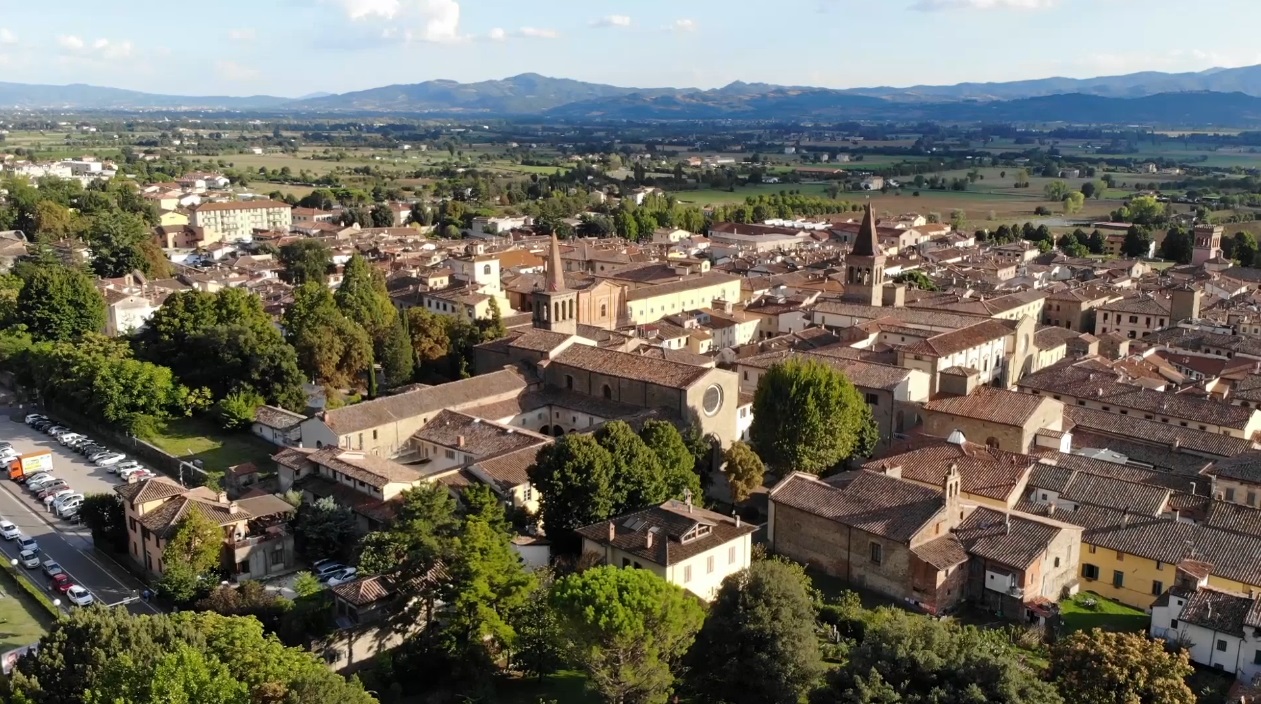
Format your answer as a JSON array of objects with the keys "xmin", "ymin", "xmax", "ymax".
[{"xmin": 7, "ymin": 450, "xmax": 53, "ymax": 482}]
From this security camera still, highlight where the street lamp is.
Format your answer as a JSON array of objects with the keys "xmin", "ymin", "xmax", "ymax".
[
  {"xmin": 8, "ymin": 559, "xmax": 16, "ymax": 568},
  {"xmin": 51, "ymin": 599, "xmax": 60, "ymax": 608}
]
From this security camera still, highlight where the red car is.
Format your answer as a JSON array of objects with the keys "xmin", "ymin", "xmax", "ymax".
[{"xmin": 50, "ymin": 573, "xmax": 73, "ymax": 594}]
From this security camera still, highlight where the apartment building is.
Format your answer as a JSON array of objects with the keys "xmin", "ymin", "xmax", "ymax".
[{"xmin": 189, "ymin": 200, "xmax": 293, "ymax": 240}]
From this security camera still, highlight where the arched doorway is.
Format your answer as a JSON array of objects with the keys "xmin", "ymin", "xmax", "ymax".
[
  {"xmin": 538, "ymin": 425, "xmax": 552, "ymax": 436},
  {"xmin": 551, "ymin": 426, "xmax": 564, "ymax": 437}
]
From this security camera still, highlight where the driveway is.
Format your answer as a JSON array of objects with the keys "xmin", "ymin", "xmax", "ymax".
[{"xmin": 0, "ymin": 418, "xmax": 159, "ymax": 615}]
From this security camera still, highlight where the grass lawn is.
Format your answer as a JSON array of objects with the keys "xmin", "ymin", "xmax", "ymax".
[
  {"xmin": 671, "ymin": 182, "xmax": 833, "ymax": 206},
  {"xmin": 146, "ymin": 417, "xmax": 279, "ymax": 472},
  {"xmin": 496, "ymin": 670, "xmax": 599, "ymax": 704},
  {"xmin": 0, "ymin": 569, "xmax": 52, "ymax": 653},
  {"xmin": 1059, "ymin": 592, "xmax": 1149, "ymax": 634}
]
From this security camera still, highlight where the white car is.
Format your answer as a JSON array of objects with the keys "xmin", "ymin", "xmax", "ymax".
[
  {"xmin": 66, "ymin": 585, "xmax": 94, "ymax": 607},
  {"xmin": 58, "ymin": 433, "xmax": 86, "ymax": 446},
  {"xmin": 118, "ymin": 466, "xmax": 150, "ymax": 480},
  {"xmin": 55, "ymin": 497, "xmax": 83, "ymax": 517},
  {"xmin": 0, "ymin": 520, "xmax": 18, "ymax": 540},
  {"xmin": 17, "ymin": 536, "xmax": 38, "ymax": 553},
  {"xmin": 111, "ymin": 461, "xmax": 141, "ymax": 474},
  {"xmin": 94, "ymin": 453, "xmax": 127, "ymax": 467},
  {"xmin": 324, "ymin": 568, "xmax": 359, "ymax": 587},
  {"xmin": 18, "ymin": 549, "xmax": 40, "ymax": 569},
  {"xmin": 43, "ymin": 489, "xmax": 74, "ymax": 508},
  {"xmin": 50, "ymin": 492, "xmax": 82, "ymax": 510},
  {"xmin": 24, "ymin": 413, "xmax": 45, "ymax": 425}
]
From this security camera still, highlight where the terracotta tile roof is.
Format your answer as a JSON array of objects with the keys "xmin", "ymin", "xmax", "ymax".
[
  {"xmin": 1180, "ymin": 588, "xmax": 1256, "ymax": 637},
  {"xmin": 739, "ymin": 348, "xmax": 913, "ymax": 391},
  {"xmin": 623, "ymin": 272, "xmax": 741, "ymax": 302},
  {"xmin": 1204, "ymin": 451, "xmax": 1261, "ymax": 484},
  {"xmin": 294, "ymin": 475, "xmax": 402, "ymax": 524},
  {"xmin": 769, "ymin": 471, "xmax": 944, "ymax": 543},
  {"xmin": 1059, "ymin": 472, "xmax": 1170, "ymax": 516},
  {"xmin": 272, "ymin": 447, "xmax": 315, "ymax": 471},
  {"xmin": 901, "ymin": 319, "xmax": 1014, "ymax": 358},
  {"xmin": 912, "ymin": 536, "xmax": 969, "ymax": 569},
  {"xmin": 331, "ymin": 575, "xmax": 393, "ymax": 606},
  {"xmin": 551, "ymin": 344, "xmax": 712, "ymax": 389},
  {"xmin": 190, "ymin": 199, "xmax": 290, "ymax": 213},
  {"xmin": 1099, "ymin": 295, "xmax": 1171, "ymax": 316},
  {"xmin": 954, "ymin": 507, "xmax": 1066, "ymax": 570},
  {"xmin": 1071, "ymin": 407, "xmax": 1254, "ymax": 460},
  {"xmin": 923, "ymin": 387, "xmax": 1057, "ymax": 427},
  {"xmin": 470, "ymin": 444, "xmax": 546, "ymax": 492},
  {"xmin": 307, "ymin": 448, "xmax": 424, "ymax": 488},
  {"xmin": 864, "ymin": 440, "xmax": 1033, "ymax": 503},
  {"xmin": 411, "ymin": 409, "xmax": 549, "ymax": 459},
  {"xmin": 115, "ymin": 477, "xmax": 187, "ymax": 505},
  {"xmin": 138, "ymin": 495, "xmax": 251, "ymax": 540},
  {"xmin": 320, "ymin": 367, "xmax": 531, "ymax": 435},
  {"xmin": 1205, "ymin": 501, "xmax": 1261, "ymax": 538},
  {"xmin": 253, "ymin": 405, "xmax": 305, "ymax": 430},
  {"xmin": 574, "ymin": 500, "xmax": 756, "ymax": 567},
  {"xmin": 811, "ymin": 299, "xmax": 987, "ymax": 331}
]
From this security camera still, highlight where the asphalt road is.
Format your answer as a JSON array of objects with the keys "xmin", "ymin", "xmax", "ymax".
[{"xmin": 0, "ymin": 417, "xmax": 159, "ymax": 615}]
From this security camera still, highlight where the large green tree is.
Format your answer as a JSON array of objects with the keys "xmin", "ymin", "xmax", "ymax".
[
  {"xmin": 295, "ymin": 496, "xmax": 358, "ymax": 563},
  {"xmin": 1159, "ymin": 226, "xmax": 1193, "ymax": 264},
  {"xmin": 684, "ymin": 560, "xmax": 824, "ymax": 704},
  {"xmin": 158, "ymin": 509, "xmax": 226, "ymax": 604},
  {"xmin": 85, "ymin": 210, "xmax": 152, "ymax": 277},
  {"xmin": 527, "ymin": 434, "xmax": 617, "ymax": 533},
  {"xmin": 723, "ymin": 441, "xmax": 766, "ymax": 503},
  {"xmin": 1121, "ymin": 225, "xmax": 1154, "ymax": 258},
  {"xmin": 1232, "ymin": 231, "xmax": 1259, "ymax": 267},
  {"xmin": 639, "ymin": 420, "xmax": 702, "ymax": 502},
  {"xmin": 285, "ymin": 282, "xmax": 373, "ymax": 389},
  {"xmin": 335, "ymin": 253, "xmax": 397, "ymax": 344},
  {"xmin": 552, "ymin": 566, "xmax": 705, "ymax": 704},
  {"xmin": 811, "ymin": 609, "xmax": 1062, "ymax": 704},
  {"xmin": 596, "ymin": 421, "xmax": 669, "ymax": 510},
  {"xmin": 79, "ymin": 493, "xmax": 126, "ymax": 552},
  {"xmin": 749, "ymin": 358, "xmax": 872, "ymax": 474},
  {"xmin": 379, "ymin": 313, "xmax": 415, "ymax": 388},
  {"xmin": 279, "ymin": 239, "xmax": 333, "ymax": 285},
  {"xmin": 17, "ymin": 263, "xmax": 106, "ymax": 342},
  {"xmin": 1050, "ymin": 629, "xmax": 1194, "ymax": 704}
]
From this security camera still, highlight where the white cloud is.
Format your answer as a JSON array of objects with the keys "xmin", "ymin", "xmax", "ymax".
[
  {"xmin": 669, "ymin": 19, "xmax": 697, "ymax": 32},
  {"xmin": 910, "ymin": 0, "xmax": 1056, "ymax": 10},
  {"xmin": 217, "ymin": 59, "xmax": 261, "ymax": 81},
  {"xmin": 0, "ymin": 28, "xmax": 16, "ymax": 45},
  {"xmin": 55, "ymin": 34, "xmax": 135, "ymax": 61},
  {"xmin": 488, "ymin": 27, "xmax": 507, "ymax": 41},
  {"xmin": 335, "ymin": 0, "xmax": 464, "ymax": 42},
  {"xmin": 515, "ymin": 26, "xmax": 559, "ymax": 39},
  {"xmin": 591, "ymin": 14, "xmax": 632, "ymax": 28},
  {"xmin": 227, "ymin": 28, "xmax": 256, "ymax": 42}
]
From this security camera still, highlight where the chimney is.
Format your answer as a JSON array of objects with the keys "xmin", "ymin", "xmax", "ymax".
[
  {"xmin": 645, "ymin": 529, "xmax": 654, "ymax": 549},
  {"xmin": 216, "ymin": 491, "xmax": 228, "ymax": 504},
  {"xmin": 1208, "ymin": 602, "xmax": 1214, "ymax": 619},
  {"xmin": 457, "ymin": 435, "xmax": 466, "ymax": 448},
  {"xmin": 228, "ymin": 501, "xmax": 240, "ymax": 515},
  {"xmin": 1004, "ymin": 513, "xmax": 1011, "ymax": 535},
  {"xmin": 607, "ymin": 521, "xmax": 615, "ymax": 541},
  {"xmin": 1121, "ymin": 506, "xmax": 1130, "ymax": 528},
  {"xmin": 735, "ymin": 515, "xmax": 742, "ymax": 528},
  {"xmin": 1172, "ymin": 437, "xmax": 1182, "ymax": 452}
]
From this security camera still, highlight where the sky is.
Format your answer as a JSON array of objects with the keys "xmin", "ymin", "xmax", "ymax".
[{"xmin": 1, "ymin": 0, "xmax": 1260, "ymax": 97}]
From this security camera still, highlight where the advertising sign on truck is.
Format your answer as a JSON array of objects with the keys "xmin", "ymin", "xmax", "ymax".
[{"xmin": 8, "ymin": 450, "xmax": 53, "ymax": 481}]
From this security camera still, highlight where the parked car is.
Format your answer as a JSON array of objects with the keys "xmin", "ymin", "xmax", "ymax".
[
  {"xmin": 55, "ymin": 496, "xmax": 83, "ymax": 517},
  {"xmin": 111, "ymin": 461, "xmax": 141, "ymax": 475},
  {"xmin": 36, "ymin": 483, "xmax": 70, "ymax": 500},
  {"xmin": 94, "ymin": 453, "xmax": 127, "ymax": 467},
  {"xmin": 49, "ymin": 573, "xmax": 72, "ymax": 594},
  {"xmin": 17, "ymin": 536, "xmax": 38, "ymax": 553},
  {"xmin": 66, "ymin": 585, "xmax": 93, "ymax": 607},
  {"xmin": 26, "ymin": 476, "xmax": 61, "ymax": 493},
  {"xmin": 50, "ymin": 491, "xmax": 81, "ymax": 510},
  {"xmin": 0, "ymin": 441, "xmax": 12, "ymax": 452},
  {"xmin": 125, "ymin": 469, "xmax": 155, "ymax": 481},
  {"xmin": 41, "ymin": 560, "xmax": 63, "ymax": 578},
  {"xmin": 42, "ymin": 489, "xmax": 74, "ymax": 508},
  {"xmin": 313, "ymin": 562, "xmax": 348, "ymax": 579},
  {"xmin": 65, "ymin": 437, "xmax": 92, "ymax": 450},
  {"xmin": 87, "ymin": 450, "xmax": 113, "ymax": 462},
  {"xmin": 118, "ymin": 466, "xmax": 150, "ymax": 480},
  {"xmin": 80, "ymin": 443, "xmax": 107, "ymax": 456},
  {"xmin": 45, "ymin": 426, "xmax": 68, "ymax": 437},
  {"xmin": 18, "ymin": 549, "xmax": 40, "ymax": 569},
  {"xmin": 58, "ymin": 433, "xmax": 86, "ymax": 446},
  {"xmin": 60, "ymin": 508, "xmax": 80, "ymax": 523},
  {"xmin": 24, "ymin": 413, "xmax": 46, "ymax": 425},
  {"xmin": 20, "ymin": 471, "xmax": 51, "ymax": 487},
  {"xmin": 325, "ymin": 568, "xmax": 359, "ymax": 587},
  {"xmin": 31, "ymin": 419, "xmax": 53, "ymax": 431},
  {"xmin": 0, "ymin": 520, "xmax": 18, "ymax": 540}
]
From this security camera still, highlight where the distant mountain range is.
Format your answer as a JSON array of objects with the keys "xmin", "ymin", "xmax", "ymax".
[{"xmin": 8, "ymin": 69, "xmax": 1261, "ymax": 124}]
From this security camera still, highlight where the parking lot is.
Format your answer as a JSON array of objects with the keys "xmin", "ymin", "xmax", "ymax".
[{"xmin": 0, "ymin": 415, "xmax": 159, "ymax": 614}]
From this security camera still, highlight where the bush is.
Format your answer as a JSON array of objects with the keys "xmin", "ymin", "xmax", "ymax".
[{"xmin": 215, "ymin": 388, "xmax": 264, "ymax": 431}]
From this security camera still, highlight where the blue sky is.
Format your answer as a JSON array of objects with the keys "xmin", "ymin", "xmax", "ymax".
[{"xmin": 1, "ymin": 0, "xmax": 1259, "ymax": 97}]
